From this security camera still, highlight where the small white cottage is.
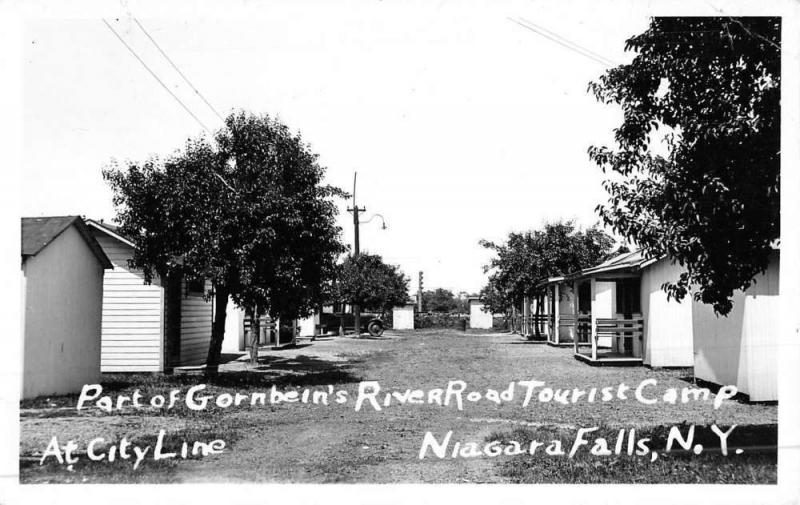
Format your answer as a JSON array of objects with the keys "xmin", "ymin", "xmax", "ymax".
[
  {"xmin": 468, "ymin": 297, "xmax": 493, "ymax": 329},
  {"xmin": 86, "ymin": 219, "xmax": 214, "ymax": 372},
  {"xmin": 692, "ymin": 250, "xmax": 780, "ymax": 402},
  {"xmin": 21, "ymin": 216, "xmax": 112, "ymax": 399},
  {"xmin": 392, "ymin": 302, "xmax": 416, "ymax": 330}
]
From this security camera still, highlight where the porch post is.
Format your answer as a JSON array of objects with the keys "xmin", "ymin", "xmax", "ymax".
[
  {"xmin": 590, "ymin": 277, "xmax": 598, "ymax": 361},
  {"xmin": 553, "ymin": 283, "xmax": 560, "ymax": 344},
  {"xmin": 511, "ymin": 305, "xmax": 517, "ymax": 333},
  {"xmin": 523, "ymin": 296, "xmax": 531, "ymax": 338},
  {"xmin": 572, "ymin": 280, "xmax": 579, "ymax": 355},
  {"xmin": 544, "ymin": 289, "xmax": 549, "ymax": 342}
]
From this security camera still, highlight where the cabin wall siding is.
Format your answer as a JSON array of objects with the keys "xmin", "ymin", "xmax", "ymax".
[
  {"xmin": 92, "ymin": 233, "xmax": 163, "ymax": 372},
  {"xmin": 22, "ymin": 226, "xmax": 104, "ymax": 398},
  {"xmin": 178, "ymin": 279, "xmax": 213, "ymax": 366},
  {"xmin": 640, "ymin": 259, "xmax": 694, "ymax": 367},
  {"xmin": 692, "ymin": 252, "xmax": 780, "ymax": 401},
  {"xmin": 593, "ymin": 281, "xmax": 615, "ymax": 347},
  {"xmin": 557, "ymin": 283, "xmax": 575, "ymax": 341}
]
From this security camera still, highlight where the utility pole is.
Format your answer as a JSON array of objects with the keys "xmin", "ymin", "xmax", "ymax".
[
  {"xmin": 347, "ymin": 172, "xmax": 366, "ymax": 336},
  {"xmin": 417, "ymin": 271, "xmax": 424, "ymax": 311}
]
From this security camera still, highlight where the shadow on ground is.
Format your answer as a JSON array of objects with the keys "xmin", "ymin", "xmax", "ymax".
[{"xmin": 20, "ymin": 353, "xmax": 365, "ymax": 411}]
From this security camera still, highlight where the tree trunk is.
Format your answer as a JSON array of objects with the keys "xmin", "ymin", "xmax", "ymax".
[
  {"xmin": 353, "ymin": 303, "xmax": 361, "ymax": 338},
  {"xmin": 534, "ymin": 295, "xmax": 542, "ymax": 339},
  {"xmin": 205, "ymin": 284, "xmax": 230, "ymax": 376},
  {"xmin": 250, "ymin": 305, "xmax": 260, "ymax": 365}
]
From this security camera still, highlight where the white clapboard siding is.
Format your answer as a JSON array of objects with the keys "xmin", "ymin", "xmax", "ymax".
[
  {"xmin": 92, "ymin": 233, "xmax": 164, "ymax": 373},
  {"xmin": 178, "ymin": 279, "xmax": 213, "ymax": 366},
  {"xmin": 640, "ymin": 258, "xmax": 694, "ymax": 367},
  {"xmin": 692, "ymin": 251, "xmax": 780, "ymax": 401}
]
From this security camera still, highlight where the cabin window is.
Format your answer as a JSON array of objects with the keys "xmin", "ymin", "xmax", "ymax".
[
  {"xmin": 616, "ymin": 278, "xmax": 641, "ymax": 316},
  {"xmin": 186, "ymin": 276, "xmax": 206, "ymax": 297},
  {"xmin": 578, "ymin": 282, "xmax": 591, "ymax": 313}
]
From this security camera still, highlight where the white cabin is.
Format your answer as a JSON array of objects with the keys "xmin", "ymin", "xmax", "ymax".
[
  {"xmin": 468, "ymin": 297, "xmax": 493, "ymax": 329},
  {"xmin": 563, "ymin": 251, "xmax": 694, "ymax": 367},
  {"xmin": 392, "ymin": 303, "xmax": 416, "ymax": 330},
  {"xmin": 86, "ymin": 220, "xmax": 214, "ymax": 372},
  {"xmin": 692, "ymin": 250, "xmax": 780, "ymax": 402},
  {"xmin": 21, "ymin": 216, "xmax": 112, "ymax": 398}
]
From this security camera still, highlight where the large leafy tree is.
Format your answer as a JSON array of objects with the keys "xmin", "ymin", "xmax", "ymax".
[
  {"xmin": 480, "ymin": 220, "xmax": 615, "ymax": 310},
  {"xmin": 334, "ymin": 253, "xmax": 410, "ymax": 317},
  {"xmin": 589, "ymin": 17, "xmax": 780, "ymax": 315},
  {"xmin": 103, "ymin": 111, "xmax": 347, "ymax": 371}
]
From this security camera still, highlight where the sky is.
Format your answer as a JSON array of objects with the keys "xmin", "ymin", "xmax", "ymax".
[{"xmin": 20, "ymin": 0, "xmax": 654, "ymax": 294}]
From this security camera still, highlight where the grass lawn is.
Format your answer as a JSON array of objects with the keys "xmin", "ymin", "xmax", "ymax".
[{"xmin": 19, "ymin": 329, "xmax": 777, "ymax": 483}]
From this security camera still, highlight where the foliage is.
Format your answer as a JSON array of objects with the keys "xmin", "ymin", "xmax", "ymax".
[
  {"xmin": 479, "ymin": 220, "xmax": 615, "ymax": 313},
  {"xmin": 422, "ymin": 288, "xmax": 459, "ymax": 313},
  {"xmin": 103, "ymin": 110, "xmax": 347, "ymax": 369},
  {"xmin": 454, "ymin": 291, "xmax": 473, "ymax": 314},
  {"xmin": 334, "ymin": 253, "xmax": 410, "ymax": 315},
  {"xmin": 588, "ymin": 17, "xmax": 780, "ymax": 315},
  {"xmin": 478, "ymin": 277, "xmax": 513, "ymax": 316}
]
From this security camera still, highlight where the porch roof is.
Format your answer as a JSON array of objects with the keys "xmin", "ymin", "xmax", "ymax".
[{"xmin": 565, "ymin": 250, "xmax": 661, "ymax": 281}]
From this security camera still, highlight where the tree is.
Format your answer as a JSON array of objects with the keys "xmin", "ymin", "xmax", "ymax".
[
  {"xmin": 480, "ymin": 220, "xmax": 615, "ymax": 336},
  {"xmin": 478, "ymin": 278, "xmax": 511, "ymax": 317},
  {"xmin": 454, "ymin": 291, "xmax": 473, "ymax": 314},
  {"xmin": 334, "ymin": 253, "xmax": 410, "ymax": 320},
  {"xmin": 480, "ymin": 220, "xmax": 615, "ymax": 307},
  {"xmin": 422, "ymin": 288, "xmax": 459, "ymax": 313},
  {"xmin": 588, "ymin": 17, "xmax": 780, "ymax": 315},
  {"xmin": 103, "ymin": 111, "xmax": 347, "ymax": 371}
]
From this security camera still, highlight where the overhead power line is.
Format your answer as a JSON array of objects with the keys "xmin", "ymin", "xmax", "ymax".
[
  {"xmin": 101, "ymin": 18, "xmax": 237, "ymax": 193},
  {"xmin": 508, "ymin": 16, "xmax": 618, "ymax": 67},
  {"xmin": 133, "ymin": 17, "xmax": 226, "ymax": 122},
  {"xmin": 102, "ymin": 18, "xmax": 212, "ymax": 133}
]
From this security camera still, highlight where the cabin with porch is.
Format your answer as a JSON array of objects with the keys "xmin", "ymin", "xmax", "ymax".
[
  {"xmin": 85, "ymin": 219, "xmax": 214, "ymax": 372},
  {"xmin": 560, "ymin": 251, "xmax": 694, "ymax": 367}
]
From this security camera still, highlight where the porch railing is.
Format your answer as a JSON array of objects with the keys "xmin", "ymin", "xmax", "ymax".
[
  {"xmin": 521, "ymin": 314, "xmax": 553, "ymax": 337},
  {"xmin": 243, "ymin": 315, "xmax": 278, "ymax": 346},
  {"xmin": 560, "ymin": 314, "xmax": 591, "ymax": 344},
  {"xmin": 595, "ymin": 317, "xmax": 643, "ymax": 356}
]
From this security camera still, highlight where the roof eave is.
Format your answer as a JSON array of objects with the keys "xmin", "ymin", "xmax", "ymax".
[{"xmin": 85, "ymin": 219, "xmax": 137, "ymax": 248}]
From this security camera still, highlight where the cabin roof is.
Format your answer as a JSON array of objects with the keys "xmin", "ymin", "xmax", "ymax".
[
  {"xmin": 21, "ymin": 216, "xmax": 112, "ymax": 269},
  {"xmin": 85, "ymin": 219, "xmax": 137, "ymax": 247},
  {"xmin": 577, "ymin": 250, "xmax": 649, "ymax": 276}
]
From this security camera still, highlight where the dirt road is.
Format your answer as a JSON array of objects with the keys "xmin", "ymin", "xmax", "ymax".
[{"xmin": 20, "ymin": 329, "xmax": 777, "ymax": 483}]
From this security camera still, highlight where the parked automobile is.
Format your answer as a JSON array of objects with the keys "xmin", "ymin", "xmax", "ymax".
[{"xmin": 319, "ymin": 312, "xmax": 385, "ymax": 336}]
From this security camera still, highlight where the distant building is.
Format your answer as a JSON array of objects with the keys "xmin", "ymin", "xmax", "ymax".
[
  {"xmin": 21, "ymin": 216, "xmax": 112, "ymax": 399},
  {"xmin": 468, "ymin": 297, "xmax": 493, "ymax": 329},
  {"xmin": 392, "ymin": 302, "xmax": 416, "ymax": 330}
]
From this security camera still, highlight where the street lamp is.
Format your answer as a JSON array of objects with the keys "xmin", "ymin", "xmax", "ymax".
[{"xmin": 347, "ymin": 172, "xmax": 388, "ymax": 336}]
